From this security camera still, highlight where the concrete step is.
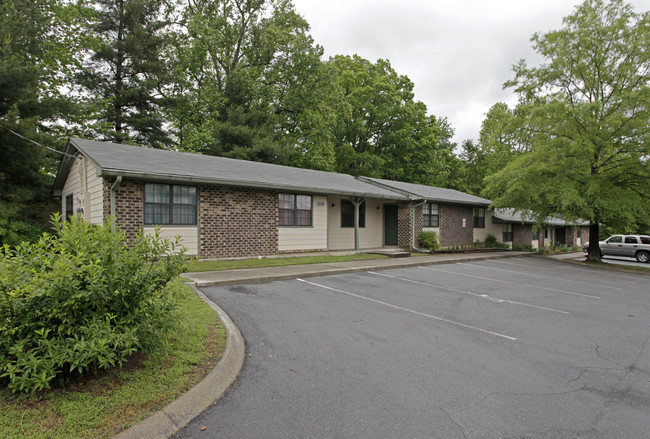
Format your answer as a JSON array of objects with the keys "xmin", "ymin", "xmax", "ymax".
[{"xmin": 367, "ymin": 250, "xmax": 411, "ymax": 258}]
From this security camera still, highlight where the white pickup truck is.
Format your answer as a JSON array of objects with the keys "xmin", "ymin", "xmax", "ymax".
[{"xmin": 594, "ymin": 235, "xmax": 650, "ymax": 263}]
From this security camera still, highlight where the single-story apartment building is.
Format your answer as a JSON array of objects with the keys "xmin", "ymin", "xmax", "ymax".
[
  {"xmin": 53, "ymin": 138, "xmax": 587, "ymax": 258},
  {"xmin": 490, "ymin": 209, "xmax": 590, "ymax": 249}
]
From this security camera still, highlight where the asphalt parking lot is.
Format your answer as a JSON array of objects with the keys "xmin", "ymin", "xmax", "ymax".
[{"xmin": 178, "ymin": 257, "xmax": 650, "ymax": 439}]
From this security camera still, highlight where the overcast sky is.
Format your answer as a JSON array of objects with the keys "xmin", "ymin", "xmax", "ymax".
[{"xmin": 291, "ymin": 0, "xmax": 650, "ymax": 145}]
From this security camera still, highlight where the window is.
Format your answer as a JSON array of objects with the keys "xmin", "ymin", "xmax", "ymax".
[
  {"xmin": 544, "ymin": 228, "xmax": 548, "ymax": 239},
  {"xmin": 641, "ymin": 237, "xmax": 650, "ymax": 245},
  {"xmin": 65, "ymin": 194, "xmax": 74, "ymax": 221},
  {"xmin": 608, "ymin": 235, "xmax": 622, "ymax": 243},
  {"xmin": 423, "ymin": 203, "xmax": 439, "ymax": 227},
  {"xmin": 341, "ymin": 199, "xmax": 365, "ymax": 228},
  {"xmin": 624, "ymin": 236, "xmax": 638, "ymax": 244},
  {"xmin": 473, "ymin": 207, "xmax": 485, "ymax": 228},
  {"xmin": 144, "ymin": 184, "xmax": 197, "ymax": 225},
  {"xmin": 502, "ymin": 224, "xmax": 513, "ymax": 242},
  {"xmin": 279, "ymin": 194, "xmax": 312, "ymax": 226},
  {"xmin": 533, "ymin": 229, "xmax": 540, "ymax": 240}
]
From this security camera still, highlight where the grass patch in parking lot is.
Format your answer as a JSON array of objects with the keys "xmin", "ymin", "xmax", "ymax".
[
  {"xmin": 0, "ymin": 278, "xmax": 225, "ymax": 439},
  {"xmin": 186, "ymin": 253, "xmax": 388, "ymax": 272}
]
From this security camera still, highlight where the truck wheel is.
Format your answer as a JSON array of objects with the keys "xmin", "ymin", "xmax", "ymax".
[{"xmin": 636, "ymin": 251, "xmax": 650, "ymax": 263}]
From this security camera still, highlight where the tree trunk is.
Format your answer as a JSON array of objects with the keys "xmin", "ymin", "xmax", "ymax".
[{"xmin": 586, "ymin": 221, "xmax": 601, "ymax": 262}]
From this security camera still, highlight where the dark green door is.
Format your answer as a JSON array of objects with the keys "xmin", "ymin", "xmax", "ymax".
[{"xmin": 384, "ymin": 204, "xmax": 398, "ymax": 246}]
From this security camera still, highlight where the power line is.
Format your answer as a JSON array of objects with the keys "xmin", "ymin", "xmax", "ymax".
[{"xmin": 0, "ymin": 123, "xmax": 76, "ymax": 158}]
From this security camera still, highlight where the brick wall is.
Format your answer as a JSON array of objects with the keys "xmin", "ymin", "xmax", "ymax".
[
  {"xmin": 565, "ymin": 227, "xmax": 578, "ymax": 246},
  {"xmin": 199, "ymin": 185, "xmax": 278, "ymax": 258},
  {"xmin": 103, "ymin": 178, "xmax": 143, "ymax": 242},
  {"xmin": 397, "ymin": 202, "xmax": 419, "ymax": 250},
  {"xmin": 440, "ymin": 204, "xmax": 473, "ymax": 247},
  {"xmin": 580, "ymin": 226, "xmax": 590, "ymax": 243},
  {"xmin": 513, "ymin": 224, "xmax": 532, "ymax": 247}
]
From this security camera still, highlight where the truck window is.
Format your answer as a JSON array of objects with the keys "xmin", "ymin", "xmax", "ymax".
[
  {"xmin": 640, "ymin": 237, "xmax": 650, "ymax": 245},
  {"xmin": 624, "ymin": 236, "xmax": 638, "ymax": 244},
  {"xmin": 608, "ymin": 236, "xmax": 622, "ymax": 243}
]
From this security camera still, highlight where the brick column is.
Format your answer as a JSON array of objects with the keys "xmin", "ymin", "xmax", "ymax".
[
  {"xmin": 397, "ymin": 202, "xmax": 420, "ymax": 250},
  {"xmin": 513, "ymin": 224, "xmax": 532, "ymax": 247},
  {"xmin": 439, "ymin": 204, "xmax": 473, "ymax": 247},
  {"xmin": 199, "ymin": 185, "xmax": 279, "ymax": 259},
  {"xmin": 103, "ymin": 177, "xmax": 143, "ymax": 242}
]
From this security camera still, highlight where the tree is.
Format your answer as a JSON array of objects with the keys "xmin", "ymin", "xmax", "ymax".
[
  {"xmin": 171, "ymin": 0, "xmax": 323, "ymax": 163},
  {"xmin": 301, "ymin": 55, "xmax": 460, "ymax": 186},
  {"xmin": 76, "ymin": 0, "xmax": 175, "ymax": 148},
  {"xmin": 483, "ymin": 0, "xmax": 650, "ymax": 262},
  {"xmin": 0, "ymin": 0, "xmax": 80, "ymax": 245},
  {"xmin": 460, "ymin": 102, "xmax": 530, "ymax": 195}
]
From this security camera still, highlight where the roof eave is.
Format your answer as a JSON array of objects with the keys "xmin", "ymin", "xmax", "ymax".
[{"xmin": 99, "ymin": 169, "xmax": 408, "ymax": 200}]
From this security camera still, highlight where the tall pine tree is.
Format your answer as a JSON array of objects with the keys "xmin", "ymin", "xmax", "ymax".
[{"xmin": 77, "ymin": 0, "xmax": 174, "ymax": 148}]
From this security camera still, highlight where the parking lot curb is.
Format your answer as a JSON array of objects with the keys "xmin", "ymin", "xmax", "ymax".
[
  {"xmin": 113, "ymin": 284, "xmax": 245, "ymax": 439},
  {"xmin": 192, "ymin": 251, "xmax": 534, "ymax": 288}
]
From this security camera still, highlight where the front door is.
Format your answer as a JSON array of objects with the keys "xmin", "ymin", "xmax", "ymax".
[
  {"xmin": 555, "ymin": 227, "xmax": 566, "ymax": 246},
  {"xmin": 384, "ymin": 204, "xmax": 398, "ymax": 246}
]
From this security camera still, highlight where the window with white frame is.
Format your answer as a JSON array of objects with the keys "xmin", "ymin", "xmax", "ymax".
[
  {"xmin": 144, "ymin": 183, "xmax": 197, "ymax": 225},
  {"xmin": 423, "ymin": 203, "xmax": 439, "ymax": 227},
  {"xmin": 473, "ymin": 207, "xmax": 485, "ymax": 228},
  {"xmin": 279, "ymin": 193, "xmax": 312, "ymax": 226},
  {"xmin": 502, "ymin": 223, "xmax": 513, "ymax": 242}
]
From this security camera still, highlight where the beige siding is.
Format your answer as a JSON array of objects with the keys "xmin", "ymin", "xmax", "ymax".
[
  {"xmin": 86, "ymin": 161, "xmax": 104, "ymax": 225},
  {"xmin": 328, "ymin": 197, "xmax": 384, "ymax": 250},
  {"xmin": 60, "ymin": 156, "xmax": 105, "ymax": 224},
  {"xmin": 61, "ymin": 157, "xmax": 82, "ymax": 220},
  {"xmin": 143, "ymin": 226, "xmax": 199, "ymax": 255},
  {"xmin": 473, "ymin": 210, "xmax": 502, "ymax": 243},
  {"xmin": 278, "ymin": 196, "xmax": 328, "ymax": 251}
]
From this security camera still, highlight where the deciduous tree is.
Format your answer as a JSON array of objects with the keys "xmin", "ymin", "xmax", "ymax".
[{"xmin": 483, "ymin": 0, "xmax": 650, "ymax": 262}]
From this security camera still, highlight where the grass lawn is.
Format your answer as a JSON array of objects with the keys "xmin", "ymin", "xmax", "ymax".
[
  {"xmin": 186, "ymin": 253, "xmax": 389, "ymax": 272},
  {"xmin": 0, "ymin": 278, "xmax": 225, "ymax": 439}
]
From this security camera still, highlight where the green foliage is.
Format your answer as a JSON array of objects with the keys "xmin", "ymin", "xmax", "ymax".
[
  {"xmin": 418, "ymin": 231, "xmax": 440, "ymax": 251},
  {"xmin": 513, "ymin": 243, "xmax": 535, "ymax": 252},
  {"xmin": 484, "ymin": 233, "xmax": 499, "ymax": 247},
  {"xmin": 76, "ymin": 0, "xmax": 175, "ymax": 147},
  {"xmin": 483, "ymin": 0, "xmax": 650, "ymax": 262},
  {"xmin": 0, "ymin": 215, "xmax": 187, "ymax": 394}
]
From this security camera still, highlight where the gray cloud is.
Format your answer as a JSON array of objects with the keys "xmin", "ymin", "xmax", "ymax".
[{"xmin": 294, "ymin": 0, "xmax": 650, "ymax": 144}]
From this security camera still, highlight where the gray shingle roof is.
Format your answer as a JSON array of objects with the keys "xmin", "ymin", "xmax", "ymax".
[
  {"xmin": 54, "ymin": 138, "xmax": 494, "ymax": 207},
  {"xmin": 359, "ymin": 176, "xmax": 492, "ymax": 206},
  {"xmin": 65, "ymin": 138, "xmax": 405, "ymax": 199},
  {"xmin": 492, "ymin": 208, "xmax": 588, "ymax": 226}
]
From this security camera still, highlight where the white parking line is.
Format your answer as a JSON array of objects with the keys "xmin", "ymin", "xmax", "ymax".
[
  {"xmin": 418, "ymin": 266, "xmax": 601, "ymax": 299},
  {"xmin": 367, "ymin": 271, "xmax": 570, "ymax": 315},
  {"xmin": 457, "ymin": 262, "xmax": 621, "ymax": 290},
  {"xmin": 296, "ymin": 278, "xmax": 517, "ymax": 341},
  {"xmin": 488, "ymin": 259, "xmax": 639, "ymax": 285}
]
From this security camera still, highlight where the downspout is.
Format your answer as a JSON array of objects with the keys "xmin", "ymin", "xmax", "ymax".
[
  {"xmin": 412, "ymin": 200, "xmax": 429, "ymax": 253},
  {"xmin": 110, "ymin": 175, "xmax": 123, "ymax": 231}
]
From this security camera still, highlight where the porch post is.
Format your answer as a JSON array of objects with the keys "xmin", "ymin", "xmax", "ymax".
[{"xmin": 352, "ymin": 197, "xmax": 363, "ymax": 251}]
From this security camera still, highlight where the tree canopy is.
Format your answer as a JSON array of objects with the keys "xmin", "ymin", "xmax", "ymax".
[{"xmin": 483, "ymin": 0, "xmax": 650, "ymax": 261}]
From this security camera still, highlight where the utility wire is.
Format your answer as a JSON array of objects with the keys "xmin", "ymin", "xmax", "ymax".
[{"xmin": 0, "ymin": 122, "xmax": 76, "ymax": 158}]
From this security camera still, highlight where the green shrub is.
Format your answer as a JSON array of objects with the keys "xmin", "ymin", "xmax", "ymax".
[
  {"xmin": 418, "ymin": 231, "xmax": 440, "ymax": 251},
  {"xmin": 0, "ymin": 215, "xmax": 187, "ymax": 393},
  {"xmin": 484, "ymin": 233, "xmax": 498, "ymax": 246},
  {"xmin": 513, "ymin": 243, "xmax": 534, "ymax": 252}
]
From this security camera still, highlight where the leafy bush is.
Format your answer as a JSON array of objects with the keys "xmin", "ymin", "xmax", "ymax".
[
  {"xmin": 0, "ymin": 215, "xmax": 187, "ymax": 393},
  {"xmin": 418, "ymin": 231, "xmax": 440, "ymax": 251},
  {"xmin": 513, "ymin": 243, "xmax": 534, "ymax": 252},
  {"xmin": 484, "ymin": 233, "xmax": 498, "ymax": 246}
]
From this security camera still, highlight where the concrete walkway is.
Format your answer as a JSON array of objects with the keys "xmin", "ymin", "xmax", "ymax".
[
  {"xmin": 183, "ymin": 250, "xmax": 532, "ymax": 287},
  {"xmin": 115, "ymin": 250, "xmax": 531, "ymax": 438}
]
